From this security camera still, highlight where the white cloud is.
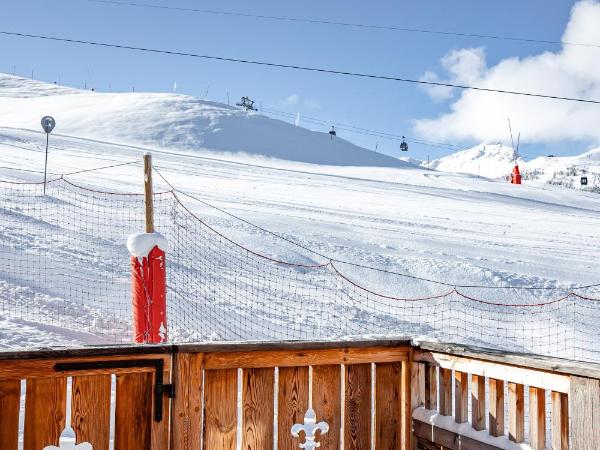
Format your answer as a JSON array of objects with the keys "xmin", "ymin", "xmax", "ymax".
[
  {"xmin": 283, "ymin": 93, "xmax": 299, "ymax": 106},
  {"xmin": 414, "ymin": 0, "xmax": 600, "ymax": 146}
]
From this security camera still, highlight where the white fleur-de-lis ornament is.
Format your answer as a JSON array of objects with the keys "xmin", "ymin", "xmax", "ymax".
[
  {"xmin": 291, "ymin": 408, "xmax": 329, "ymax": 450},
  {"xmin": 42, "ymin": 427, "xmax": 93, "ymax": 450}
]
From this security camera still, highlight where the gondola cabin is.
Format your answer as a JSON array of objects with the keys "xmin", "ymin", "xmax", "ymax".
[{"xmin": 400, "ymin": 136, "xmax": 408, "ymax": 152}]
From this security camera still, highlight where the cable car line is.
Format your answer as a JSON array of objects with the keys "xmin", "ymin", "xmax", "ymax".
[
  {"xmin": 86, "ymin": 0, "xmax": 600, "ymax": 49},
  {"xmin": 261, "ymin": 107, "xmax": 466, "ymax": 150},
  {"xmin": 2, "ymin": 30, "xmax": 600, "ymax": 104}
]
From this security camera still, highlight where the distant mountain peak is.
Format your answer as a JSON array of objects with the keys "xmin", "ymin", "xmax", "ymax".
[{"xmin": 427, "ymin": 143, "xmax": 524, "ymax": 178}]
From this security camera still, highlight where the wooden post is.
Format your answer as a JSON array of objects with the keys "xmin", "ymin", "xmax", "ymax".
[
  {"xmin": 454, "ymin": 371, "xmax": 468, "ymax": 423},
  {"xmin": 424, "ymin": 365, "xmax": 437, "ymax": 411},
  {"xmin": 551, "ymin": 391, "xmax": 568, "ymax": 450},
  {"xmin": 439, "ymin": 368, "xmax": 452, "ymax": 416},
  {"xmin": 529, "ymin": 387, "xmax": 546, "ymax": 450},
  {"xmin": 144, "ymin": 153, "xmax": 154, "ymax": 234},
  {"xmin": 508, "ymin": 382, "xmax": 524, "ymax": 443},
  {"xmin": 471, "ymin": 374, "xmax": 485, "ymax": 431},
  {"xmin": 489, "ymin": 378, "xmax": 504, "ymax": 437},
  {"xmin": 570, "ymin": 376, "xmax": 600, "ymax": 450}
]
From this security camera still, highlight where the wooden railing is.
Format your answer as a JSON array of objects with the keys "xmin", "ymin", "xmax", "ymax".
[
  {"xmin": 412, "ymin": 343, "xmax": 571, "ymax": 450},
  {"xmin": 1, "ymin": 339, "xmax": 600, "ymax": 449}
]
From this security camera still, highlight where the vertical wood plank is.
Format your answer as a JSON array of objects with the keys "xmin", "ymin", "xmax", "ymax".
[
  {"xmin": 24, "ymin": 377, "xmax": 67, "ymax": 450},
  {"xmin": 439, "ymin": 368, "xmax": 452, "ymax": 416},
  {"xmin": 152, "ymin": 367, "xmax": 171, "ymax": 450},
  {"xmin": 424, "ymin": 365, "xmax": 437, "ymax": 411},
  {"xmin": 401, "ymin": 358, "xmax": 412, "ymax": 450},
  {"xmin": 454, "ymin": 371, "xmax": 468, "ymax": 423},
  {"xmin": 344, "ymin": 364, "xmax": 371, "ymax": 450},
  {"xmin": 313, "ymin": 365, "xmax": 341, "ymax": 450},
  {"xmin": 72, "ymin": 375, "xmax": 111, "ymax": 450},
  {"xmin": 203, "ymin": 368, "xmax": 237, "ymax": 450},
  {"xmin": 529, "ymin": 387, "xmax": 546, "ymax": 450},
  {"xmin": 0, "ymin": 380, "xmax": 21, "ymax": 450},
  {"xmin": 508, "ymin": 382, "xmax": 524, "ymax": 443},
  {"xmin": 489, "ymin": 378, "xmax": 504, "ymax": 437},
  {"xmin": 411, "ymin": 362, "xmax": 425, "ymax": 411},
  {"xmin": 471, "ymin": 374, "xmax": 485, "ymax": 431},
  {"xmin": 243, "ymin": 368, "xmax": 274, "ymax": 450},
  {"xmin": 171, "ymin": 352, "xmax": 203, "ymax": 450},
  {"xmin": 551, "ymin": 391, "xmax": 568, "ymax": 450},
  {"xmin": 375, "ymin": 362, "xmax": 402, "ymax": 450},
  {"xmin": 115, "ymin": 372, "xmax": 153, "ymax": 450},
  {"xmin": 278, "ymin": 366, "xmax": 309, "ymax": 450},
  {"xmin": 570, "ymin": 376, "xmax": 600, "ymax": 450}
]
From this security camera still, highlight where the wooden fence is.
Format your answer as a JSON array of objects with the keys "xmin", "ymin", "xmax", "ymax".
[{"xmin": 1, "ymin": 339, "xmax": 599, "ymax": 449}]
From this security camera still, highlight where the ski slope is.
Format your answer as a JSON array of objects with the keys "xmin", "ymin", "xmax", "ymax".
[{"xmin": 1, "ymin": 74, "xmax": 600, "ymax": 357}]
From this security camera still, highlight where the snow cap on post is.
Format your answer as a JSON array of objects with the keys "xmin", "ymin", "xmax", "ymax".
[{"xmin": 127, "ymin": 232, "xmax": 169, "ymax": 259}]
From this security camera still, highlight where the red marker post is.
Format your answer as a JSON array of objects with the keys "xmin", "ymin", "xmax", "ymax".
[{"xmin": 127, "ymin": 153, "xmax": 168, "ymax": 343}]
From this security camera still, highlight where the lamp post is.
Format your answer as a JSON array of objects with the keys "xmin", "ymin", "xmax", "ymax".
[{"xmin": 40, "ymin": 116, "xmax": 55, "ymax": 195}]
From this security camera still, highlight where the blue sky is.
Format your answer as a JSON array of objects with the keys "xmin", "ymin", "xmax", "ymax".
[{"xmin": 0, "ymin": 0, "xmax": 589, "ymax": 160}]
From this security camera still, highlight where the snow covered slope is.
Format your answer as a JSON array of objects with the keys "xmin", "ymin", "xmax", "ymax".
[
  {"xmin": 427, "ymin": 143, "xmax": 524, "ymax": 179},
  {"xmin": 0, "ymin": 74, "xmax": 406, "ymax": 167},
  {"xmin": 2, "ymin": 74, "xmax": 600, "ymax": 360},
  {"xmin": 523, "ymin": 148, "xmax": 600, "ymax": 191}
]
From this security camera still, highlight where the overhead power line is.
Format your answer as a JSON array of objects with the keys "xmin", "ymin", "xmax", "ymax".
[
  {"xmin": 2, "ymin": 30, "xmax": 600, "ymax": 105},
  {"xmin": 86, "ymin": 0, "xmax": 600, "ymax": 49}
]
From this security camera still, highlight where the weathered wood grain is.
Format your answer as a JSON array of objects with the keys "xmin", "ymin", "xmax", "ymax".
[
  {"xmin": 0, "ymin": 354, "xmax": 170, "ymax": 380},
  {"xmin": 488, "ymin": 378, "xmax": 504, "ymax": 437},
  {"xmin": 570, "ymin": 376, "xmax": 600, "ymax": 450},
  {"xmin": 344, "ymin": 364, "xmax": 371, "ymax": 450},
  {"xmin": 203, "ymin": 368, "xmax": 237, "ymax": 450},
  {"xmin": 0, "ymin": 379, "xmax": 21, "ymax": 449},
  {"xmin": 454, "ymin": 371, "xmax": 468, "ymax": 423},
  {"xmin": 375, "ymin": 362, "xmax": 402, "ymax": 450},
  {"xmin": 71, "ymin": 374, "xmax": 111, "ymax": 450},
  {"xmin": 171, "ymin": 352, "xmax": 203, "ymax": 450},
  {"xmin": 278, "ymin": 366, "xmax": 309, "ymax": 450},
  {"xmin": 204, "ymin": 346, "xmax": 408, "ymax": 369},
  {"xmin": 551, "ymin": 391, "xmax": 568, "ymax": 450},
  {"xmin": 508, "ymin": 382, "xmax": 524, "ymax": 443},
  {"xmin": 424, "ymin": 364, "xmax": 438, "ymax": 411},
  {"xmin": 312, "ymin": 365, "xmax": 341, "ymax": 450},
  {"xmin": 115, "ymin": 372, "xmax": 152, "ymax": 450},
  {"xmin": 151, "ymin": 367, "xmax": 170, "ymax": 450},
  {"xmin": 529, "ymin": 387, "xmax": 546, "ymax": 450},
  {"xmin": 439, "ymin": 368, "xmax": 452, "ymax": 416},
  {"xmin": 242, "ymin": 368, "xmax": 274, "ymax": 450},
  {"xmin": 418, "ymin": 341, "xmax": 600, "ymax": 381},
  {"xmin": 24, "ymin": 377, "xmax": 67, "ymax": 450},
  {"xmin": 414, "ymin": 349, "xmax": 569, "ymax": 393},
  {"xmin": 411, "ymin": 362, "xmax": 425, "ymax": 411},
  {"xmin": 471, "ymin": 374, "xmax": 485, "ymax": 431},
  {"xmin": 401, "ymin": 358, "xmax": 412, "ymax": 450}
]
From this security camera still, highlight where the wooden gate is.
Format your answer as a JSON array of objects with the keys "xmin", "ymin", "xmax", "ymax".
[{"xmin": 0, "ymin": 347, "xmax": 171, "ymax": 450}]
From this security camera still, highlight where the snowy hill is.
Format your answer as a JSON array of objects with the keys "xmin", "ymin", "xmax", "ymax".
[
  {"xmin": 522, "ymin": 148, "xmax": 600, "ymax": 191},
  {"xmin": 0, "ymin": 73, "xmax": 407, "ymax": 167},
  {"xmin": 427, "ymin": 143, "xmax": 524, "ymax": 179}
]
